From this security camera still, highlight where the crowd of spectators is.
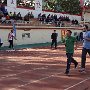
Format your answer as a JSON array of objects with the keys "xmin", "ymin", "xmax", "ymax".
[
  {"xmin": 24, "ymin": 12, "xmax": 34, "ymax": 21},
  {"xmin": 0, "ymin": 4, "xmax": 34, "ymax": 24},
  {"xmin": 0, "ymin": 3, "xmax": 79, "ymax": 27},
  {"xmin": 38, "ymin": 13, "xmax": 79, "ymax": 27}
]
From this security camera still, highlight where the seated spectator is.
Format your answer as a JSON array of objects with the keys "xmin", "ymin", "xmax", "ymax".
[
  {"xmin": 54, "ymin": 14, "xmax": 57, "ymax": 21},
  {"xmin": 6, "ymin": 15, "xmax": 10, "ymax": 20},
  {"xmin": 30, "ymin": 12, "xmax": 34, "ymax": 19},
  {"xmin": 72, "ymin": 19, "xmax": 78, "ymax": 25},
  {"xmin": 13, "ymin": 12, "xmax": 17, "ymax": 20},
  {"xmin": 46, "ymin": 14, "xmax": 50, "ymax": 24},
  {"xmin": 0, "ymin": 37, "xmax": 3, "ymax": 47},
  {"xmin": 72, "ymin": 19, "xmax": 75, "ymax": 24},
  {"xmin": 41, "ymin": 14, "xmax": 46, "ymax": 23},
  {"xmin": 1, "ymin": 15, "xmax": 6, "ymax": 23},
  {"xmin": 0, "ymin": 5, "xmax": 5, "ymax": 14},
  {"xmin": 17, "ymin": 12, "xmax": 22, "ymax": 20},
  {"xmin": 24, "ymin": 14, "xmax": 29, "ymax": 21},
  {"xmin": 4, "ymin": 9, "xmax": 8, "ymax": 16},
  {"xmin": 9, "ymin": 12, "xmax": 13, "ymax": 19},
  {"xmin": 0, "ymin": 10, "xmax": 3, "ymax": 19},
  {"xmin": 50, "ymin": 14, "xmax": 54, "ymax": 22},
  {"xmin": 38, "ymin": 13, "xmax": 42, "ymax": 21},
  {"xmin": 75, "ymin": 19, "xmax": 78, "ymax": 25}
]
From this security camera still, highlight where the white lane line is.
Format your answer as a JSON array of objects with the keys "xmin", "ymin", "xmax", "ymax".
[
  {"xmin": 64, "ymin": 77, "xmax": 90, "ymax": 90},
  {"xmin": 9, "ymin": 72, "xmax": 64, "ymax": 90},
  {"xmin": 0, "ymin": 67, "xmax": 47, "ymax": 81},
  {"xmin": 9, "ymin": 68, "xmax": 76, "ymax": 90}
]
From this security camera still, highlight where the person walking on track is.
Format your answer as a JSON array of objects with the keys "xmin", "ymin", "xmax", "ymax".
[
  {"xmin": 80, "ymin": 25, "xmax": 90, "ymax": 73},
  {"xmin": 64, "ymin": 30, "xmax": 78, "ymax": 75}
]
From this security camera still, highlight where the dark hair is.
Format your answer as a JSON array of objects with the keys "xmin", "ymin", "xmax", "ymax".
[
  {"xmin": 67, "ymin": 30, "xmax": 72, "ymax": 34},
  {"xmin": 54, "ymin": 30, "xmax": 56, "ymax": 32},
  {"xmin": 84, "ymin": 25, "xmax": 88, "ymax": 29}
]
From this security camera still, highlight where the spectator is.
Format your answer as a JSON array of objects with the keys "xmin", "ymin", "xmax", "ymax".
[
  {"xmin": 17, "ymin": 12, "xmax": 22, "ymax": 20},
  {"xmin": 0, "ymin": 10, "xmax": 3, "ymax": 19},
  {"xmin": 1, "ymin": 15, "xmax": 6, "ymax": 24},
  {"xmin": 0, "ymin": 5, "xmax": 5, "ymax": 14},
  {"xmin": 38, "ymin": 13, "xmax": 42, "ymax": 21},
  {"xmin": 13, "ymin": 12, "xmax": 17, "ymax": 20},
  {"xmin": 30, "ymin": 12, "xmax": 34, "ymax": 19},
  {"xmin": 6, "ymin": 15, "xmax": 10, "ymax": 20},
  {"xmin": 3, "ymin": 9, "xmax": 8, "ymax": 16},
  {"xmin": 42, "ymin": 14, "xmax": 46, "ymax": 23},
  {"xmin": 46, "ymin": 14, "xmax": 50, "ymax": 24},
  {"xmin": 9, "ymin": 12, "xmax": 13, "ymax": 19}
]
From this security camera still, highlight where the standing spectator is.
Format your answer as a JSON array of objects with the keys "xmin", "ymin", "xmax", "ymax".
[
  {"xmin": 51, "ymin": 30, "xmax": 58, "ymax": 49},
  {"xmin": 80, "ymin": 25, "xmax": 90, "ymax": 73},
  {"xmin": 8, "ymin": 30, "xmax": 17, "ymax": 49},
  {"xmin": 64, "ymin": 30, "xmax": 78, "ymax": 75}
]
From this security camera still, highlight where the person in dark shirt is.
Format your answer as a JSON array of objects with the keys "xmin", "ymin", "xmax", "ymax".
[{"xmin": 51, "ymin": 30, "xmax": 58, "ymax": 49}]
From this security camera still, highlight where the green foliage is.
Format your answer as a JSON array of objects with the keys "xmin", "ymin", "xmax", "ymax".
[{"xmin": 43, "ymin": 0, "xmax": 82, "ymax": 14}]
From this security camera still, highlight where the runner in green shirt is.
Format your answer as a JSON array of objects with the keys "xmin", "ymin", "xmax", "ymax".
[{"xmin": 64, "ymin": 30, "xmax": 78, "ymax": 75}]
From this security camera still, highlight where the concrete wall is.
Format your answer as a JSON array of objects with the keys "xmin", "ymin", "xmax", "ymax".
[
  {"xmin": 84, "ymin": 13, "xmax": 90, "ymax": 22},
  {"xmin": 0, "ymin": 28, "xmax": 82, "ymax": 47}
]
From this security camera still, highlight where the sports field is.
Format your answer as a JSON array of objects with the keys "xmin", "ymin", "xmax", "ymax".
[{"xmin": 0, "ymin": 44, "xmax": 90, "ymax": 90}]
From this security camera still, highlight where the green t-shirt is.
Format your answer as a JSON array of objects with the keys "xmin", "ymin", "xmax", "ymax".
[{"xmin": 65, "ymin": 36, "xmax": 76, "ymax": 53}]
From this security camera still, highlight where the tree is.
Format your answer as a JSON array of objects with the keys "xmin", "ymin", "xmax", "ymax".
[
  {"xmin": 56, "ymin": 0, "xmax": 82, "ymax": 14},
  {"xmin": 43, "ymin": 0, "xmax": 82, "ymax": 14}
]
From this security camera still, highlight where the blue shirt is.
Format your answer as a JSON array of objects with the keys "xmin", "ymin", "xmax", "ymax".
[{"xmin": 83, "ymin": 31, "xmax": 90, "ymax": 49}]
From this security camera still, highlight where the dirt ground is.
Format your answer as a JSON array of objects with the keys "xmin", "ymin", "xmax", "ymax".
[{"xmin": 0, "ymin": 44, "xmax": 90, "ymax": 90}]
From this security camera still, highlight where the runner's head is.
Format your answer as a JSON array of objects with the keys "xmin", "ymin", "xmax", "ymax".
[
  {"xmin": 66, "ymin": 30, "xmax": 72, "ymax": 37},
  {"xmin": 84, "ymin": 25, "xmax": 88, "ymax": 31}
]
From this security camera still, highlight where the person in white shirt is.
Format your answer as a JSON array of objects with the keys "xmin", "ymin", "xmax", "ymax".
[
  {"xmin": 1, "ymin": 15, "xmax": 6, "ymax": 24},
  {"xmin": 8, "ymin": 30, "xmax": 17, "ymax": 49}
]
